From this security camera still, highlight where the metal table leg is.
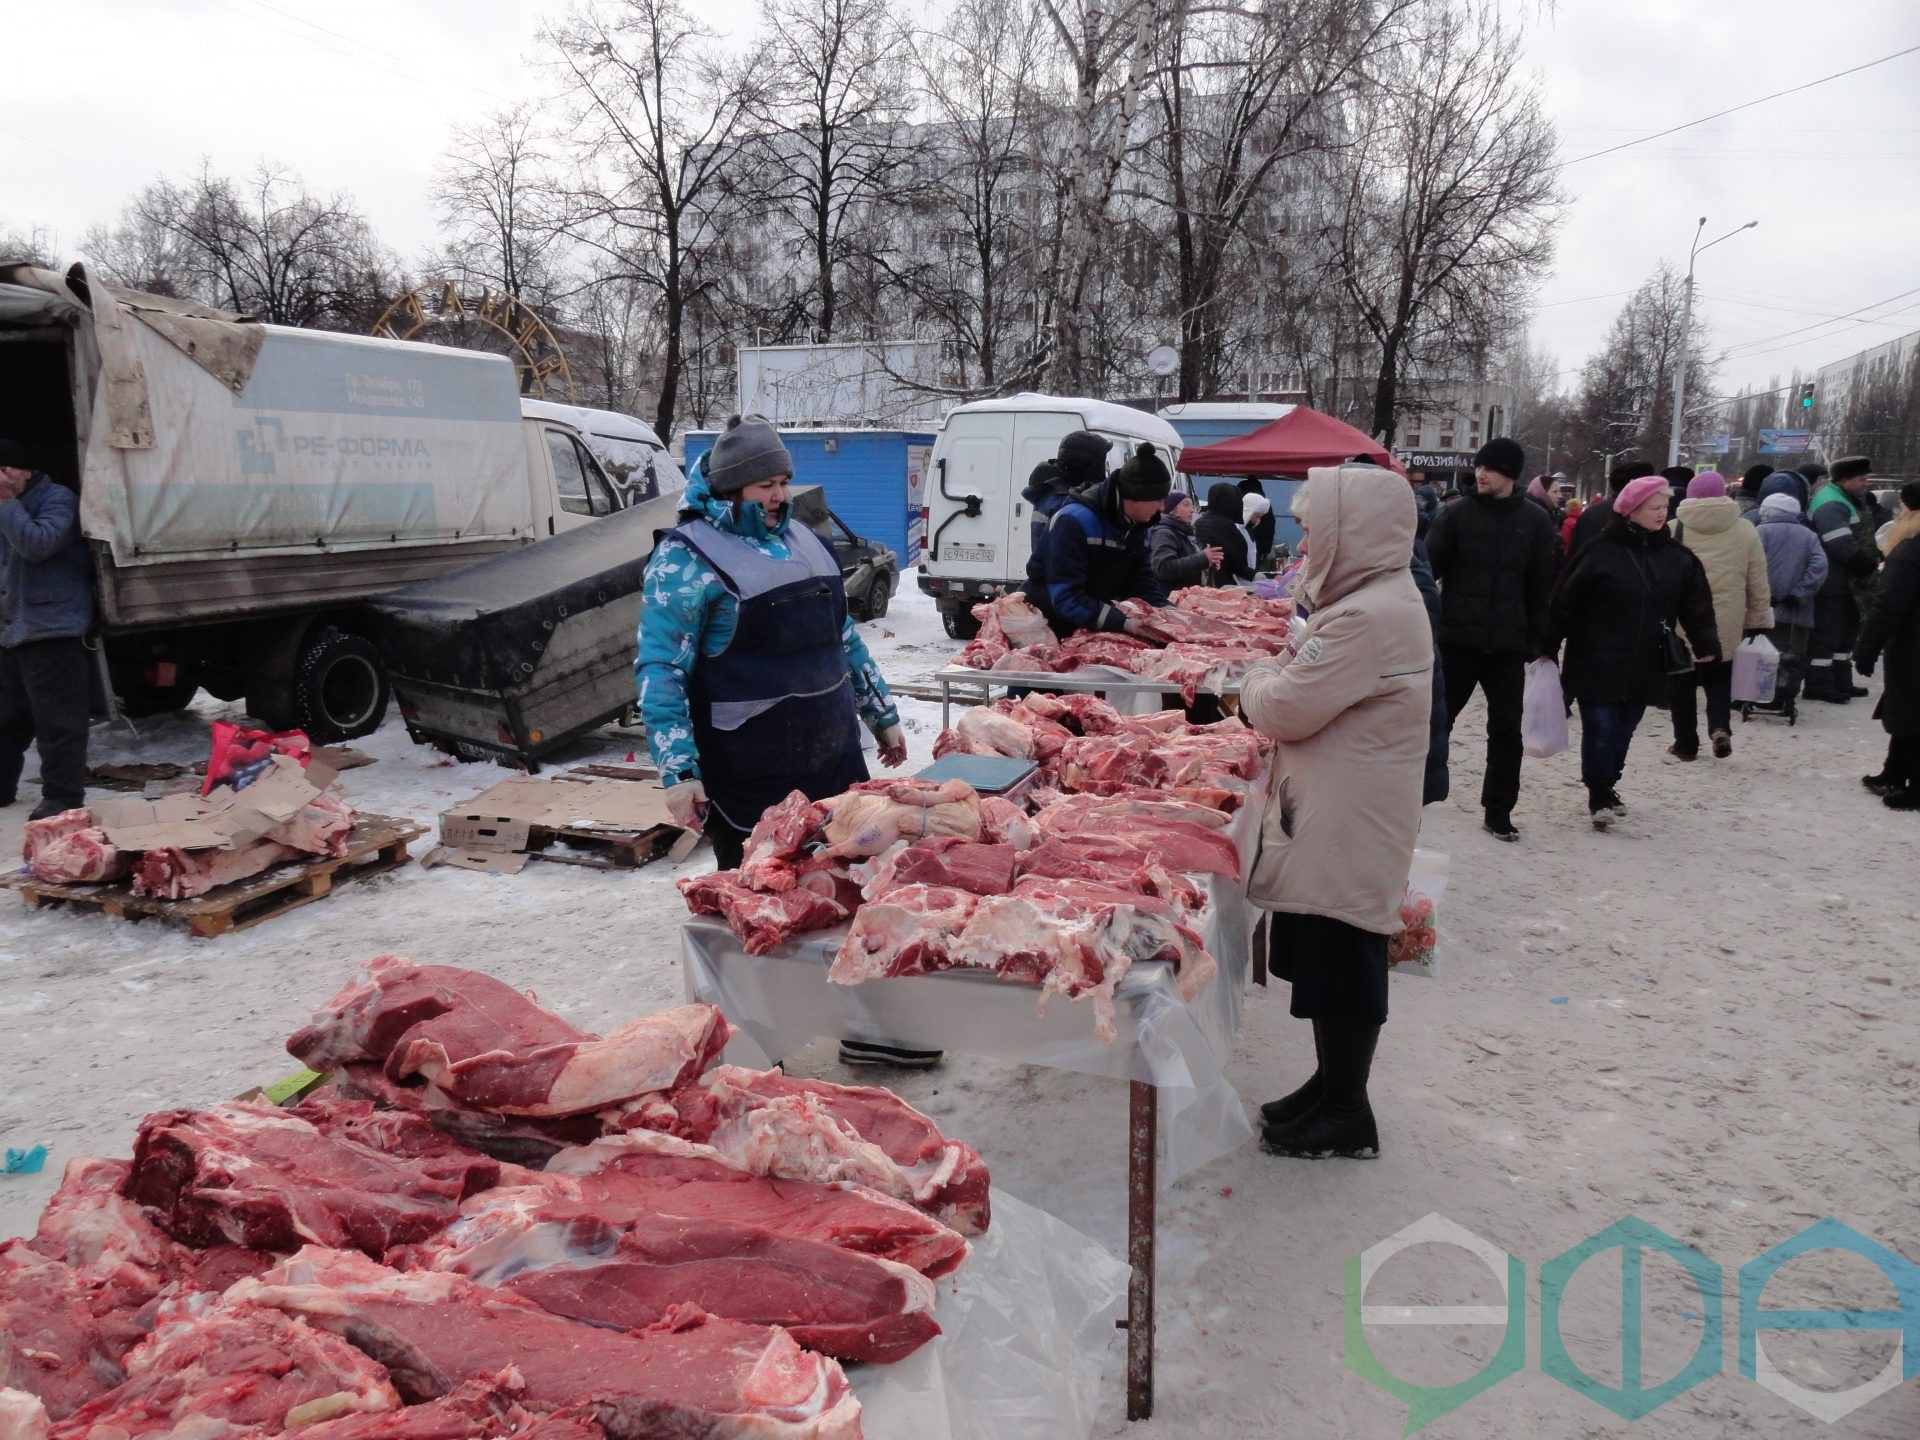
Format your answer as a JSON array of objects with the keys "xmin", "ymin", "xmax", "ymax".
[{"xmin": 1126, "ymin": 1079, "xmax": 1157, "ymax": 1420}]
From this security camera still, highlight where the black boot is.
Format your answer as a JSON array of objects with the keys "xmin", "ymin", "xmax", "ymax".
[
  {"xmin": 1261, "ymin": 1021, "xmax": 1380, "ymax": 1158},
  {"xmin": 1864, "ymin": 771, "xmax": 1902, "ymax": 796},
  {"xmin": 1259, "ymin": 1021, "xmax": 1325, "ymax": 1127}
]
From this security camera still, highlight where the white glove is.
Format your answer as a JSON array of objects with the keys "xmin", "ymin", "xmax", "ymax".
[
  {"xmin": 664, "ymin": 779, "xmax": 708, "ymax": 830},
  {"xmin": 877, "ymin": 725, "xmax": 908, "ymax": 768}
]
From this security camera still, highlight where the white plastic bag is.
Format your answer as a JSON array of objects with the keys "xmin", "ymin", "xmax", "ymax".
[
  {"xmin": 1388, "ymin": 848, "xmax": 1447, "ymax": 979},
  {"xmin": 1731, "ymin": 634, "xmax": 1779, "ymax": 704},
  {"xmin": 1521, "ymin": 658, "xmax": 1569, "ymax": 758}
]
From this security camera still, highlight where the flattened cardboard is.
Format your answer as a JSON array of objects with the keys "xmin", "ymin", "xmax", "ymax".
[
  {"xmin": 423, "ymin": 846, "xmax": 533, "ymax": 874},
  {"xmin": 437, "ymin": 773, "xmax": 688, "ymax": 862},
  {"xmin": 95, "ymin": 755, "xmax": 333, "ymax": 853},
  {"xmin": 439, "ymin": 815, "xmax": 534, "ymax": 853}
]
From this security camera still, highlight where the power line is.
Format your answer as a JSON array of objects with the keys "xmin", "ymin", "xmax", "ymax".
[
  {"xmin": 1720, "ymin": 286, "xmax": 1920, "ymax": 357},
  {"xmin": 1698, "ymin": 290, "xmax": 1920, "ymax": 326},
  {"xmin": 1559, "ymin": 44, "xmax": 1920, "ymax": 168}
]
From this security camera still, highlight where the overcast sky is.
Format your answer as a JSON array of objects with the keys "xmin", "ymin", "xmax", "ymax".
[{"xmin": 8, "ymin": 0, "xmax": 1918, "ymax": 400}]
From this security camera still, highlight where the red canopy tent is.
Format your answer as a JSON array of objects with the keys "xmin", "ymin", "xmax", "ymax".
[{"xmin": 1175, "ymin": 406, "xmax": 1405, "ymax": 477}]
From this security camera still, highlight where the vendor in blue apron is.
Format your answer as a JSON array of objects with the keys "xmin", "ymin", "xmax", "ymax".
[{"xmin": 638, "ymin": 414, "xmax": 907, "ymax": 871}]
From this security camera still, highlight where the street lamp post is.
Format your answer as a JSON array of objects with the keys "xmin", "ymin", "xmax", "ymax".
[{"xmin": 1669, "ymin": 216, "xmax": 1758, "ymax": 468}]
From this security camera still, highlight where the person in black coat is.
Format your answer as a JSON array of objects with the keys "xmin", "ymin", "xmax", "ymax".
[
  {"xmin": 1195, "ymin": 481, "xmax": 1255, "ymax": 586},
  {"xmin": 1549, "ymin": 474, "xmax": 1720, "ymax": 828},
  {"xmin": 1568, "ymin": 460, "xmax": 1655, "ymax": 558},
  {"xmin": 1022, "ymin": 429, "xmax": 1111, "ymax": 563},
  {"xmin": 1411, "ymin": 538, "xmax": 1449, "ymax": 805},
  {"xmin": 1148, "ymin": 491, "xmax": 1221, "ymax": 591},
  {"xmin": 1854, "ymin": 498, "xmax": 1920, "ymax": 810},
  {"xmin": 1423, "ymin": 437, "xmax": 1559, "ymax": 841}
]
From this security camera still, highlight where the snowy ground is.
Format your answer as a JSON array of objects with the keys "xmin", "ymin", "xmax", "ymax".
[{"xmin": 2, "ymin": 575, "xmax": 1916, "ymax": 1439}]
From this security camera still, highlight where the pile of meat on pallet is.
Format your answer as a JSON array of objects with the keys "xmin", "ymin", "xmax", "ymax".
[
  {"xmin": 0, "ymin": 958, "xmax": 990, "ymax": 1440},
  {"xmin": 680, "ymin": 691, "xmax": 1272, "ymax": 1040},
  {"xmin": 954, "ymin": 586, "xmax": 1296, "ymax": 701},
  {"xmin": 20, "ymin": 760, "xmax": 354, "ymax": 901}
]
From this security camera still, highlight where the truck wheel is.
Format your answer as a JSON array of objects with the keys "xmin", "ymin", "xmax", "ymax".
[
  {"xmin": 941, "ymin": 603, "xmax": 981, "ymax": 641},
  {"xmin": 115, "ymin": 678, "xmax": 201, "ymax": 719},
  {"xmin": 291, "ymin": 628, "xmax": 390, "ymax": 742}
]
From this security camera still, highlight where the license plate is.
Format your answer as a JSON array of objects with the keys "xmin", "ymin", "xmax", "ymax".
[{"xmin": 949, "ymin": 543, "xmax": 996, "ymax": 564}]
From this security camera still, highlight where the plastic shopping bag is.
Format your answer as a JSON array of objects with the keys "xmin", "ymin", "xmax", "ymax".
[
  {"xmin": 1520, "ymin": 658, "xmax": 1569, "ymax": 758},
  {"xmin": 202, "ymin": 722, "xmax": 311, "ymax": 796},
  {"xmin": 1388, "ymin": 848, "xmax": 1448, "ymax": 979},
  {"xmin": 1731, "ymin": 634, "xmax": 1780, "ymax": 704}
]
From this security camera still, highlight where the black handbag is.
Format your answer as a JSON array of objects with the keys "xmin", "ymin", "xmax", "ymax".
[{"xmin": 1632, "ymin": 550, "xmax": 1695, "ymax": 675}]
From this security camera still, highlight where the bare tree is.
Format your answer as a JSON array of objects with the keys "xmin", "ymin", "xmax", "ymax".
[
  {"xmin": 1146, "ymin": 0, "xmax": 1406, "ymax": 401},
  {"xmin": 547, "ymin": 0, "xmax": 758, "ymax": 439},
  {"xmin": 0, "ymin": 222, "xmax": 60, "ymax": 269},
  {"xmin": 908, "ymin": 0, "xmax": 1054, "ymax": 390},
  {"xmin": 95, "ymin": 163, "xmax": 395, "ymax": 328},
  {"xmin": 1034, "ymin": 0, "xmax": 1161, "ymax": 391},
  {"xmin": 1320, "ymin": 0, "xmax": 1560, "ymax": 443},
  {"xmin": 744, "ymin": 0, "xmax": 914, "ymax": 343},
  {"xmin": 1570, "ymin": 262, "xmax": 1716, "ymax": 466},
  {"xmin": 432, "ymin": 105, "xmax": 566, "ymax": 305}
]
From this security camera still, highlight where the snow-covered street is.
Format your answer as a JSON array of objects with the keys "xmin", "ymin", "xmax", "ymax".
[{"xmin": 2, "ymin": 575, "xmax": 1915, "ymax": 1439}]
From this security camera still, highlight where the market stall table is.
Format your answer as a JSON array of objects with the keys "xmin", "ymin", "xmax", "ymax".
[{"xmin": 680, "ymin": 779, "xmax": 1269, "ymax": 1421}]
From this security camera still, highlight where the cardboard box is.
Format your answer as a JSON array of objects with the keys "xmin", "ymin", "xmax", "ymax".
[
  {"xmin": 429, "ymin": 771, "xmax": 695, "ymax": 870},
  {"xmin": 94, "ymin": 755, "xmax": 339, "ymax": 853}
]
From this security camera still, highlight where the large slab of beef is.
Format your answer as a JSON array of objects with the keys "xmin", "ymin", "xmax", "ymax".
[
  {"xmin": 0, "ymin": 1243, "xmax": 146, "ymax": 1421},
  {"xmin": 132, "ymin": 792, "xmax": 355, "ymax": 900},
  {"xmin": 287, "ymin": 957, "xmax": 732, "ymax": 1118},
  {"xmin": 45, "ymin": 1300, "xmax": 400, "ymax": 1440},
  {"xmin": 678, "ymin": 873, "xmax": 851, "ymax": 956},
  {"xmin": 327, "ymin": 1065, "xmax": 602, "ymax": 1168},
  {"xmin": 123, "ymin": 1103, "xmax": 497, "ymax": 1256},
  {"xmin": 290, "ymin": 1376, "xmax": 528, "ymax": 1439},
  {"xmin": 229, "ymin": 1247, "xmax": 863, "ymax": 1440}
]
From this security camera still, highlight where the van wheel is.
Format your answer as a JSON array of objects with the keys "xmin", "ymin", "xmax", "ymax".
[
  {"xmin": 941, "ymin": 603, "xmax": 981, "ymax": 641},
  {"xmin": 291, "ymin": 628, "xmax": 390, "ymax": 742},
  {"xmin": 867, "ymin": 575, "xmax": 892, "ymax": 619}
]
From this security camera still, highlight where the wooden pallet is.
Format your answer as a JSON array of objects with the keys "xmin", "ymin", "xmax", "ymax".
[
  {"xmin": 17, "ymin": 816, "xmax": 425, "ymax": 938},
  {"xmin": 517, "ymin": 819, "xmax": 697, "ymax": 870}
]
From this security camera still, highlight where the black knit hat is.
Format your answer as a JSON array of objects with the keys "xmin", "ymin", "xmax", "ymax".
[
  {"xmin": 1901, "ymin": 480, "xmax": 1920, "ymax": 512},
  {"xmin": 1113, "ymin": 443, "xmax": 1173, "ymax": 502},
  {"xmin": 1473, "ymin": 437, "xmax": 1524, "ymax": 481},
  {"xmin": 1830, "ymin": 455, "xmax": 1872, "ymax": 482},
  {"xmin": 1800, "ymin": 459, "xmax": 1829, "ymax": 484},
  {"xmin": 0, "ymin": 438, "xmax": 30, "ymax": 470},
  {"xmin": 1056, "ymin": 429, "xmax": 1112, "ymax": 487},
  {"xmin": 1742, "ymin": 463, "xmax": 1774, "ymax": 491}
]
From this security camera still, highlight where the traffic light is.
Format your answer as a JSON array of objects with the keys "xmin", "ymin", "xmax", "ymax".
[{"xmin": 1799, "ymin": 382, "xmax": 1815, "ymax": 411}]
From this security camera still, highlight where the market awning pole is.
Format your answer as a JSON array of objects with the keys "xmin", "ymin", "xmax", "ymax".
[{"xmin": 1126, "ymin": 1079, "xmax": 1158, "ymax": 1420}]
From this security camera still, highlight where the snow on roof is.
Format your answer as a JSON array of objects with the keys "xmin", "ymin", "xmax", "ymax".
[
  {"xmin": 1157, "ymin": 402, "xmax": 1296, "ymax": 422},
  {"xmin": 521, "ymin": 398, "xmax": 666, "ymax": 448},
  {"xmin": 944, "ymin": 392, "xmax": 1182, "ymax": 447}
]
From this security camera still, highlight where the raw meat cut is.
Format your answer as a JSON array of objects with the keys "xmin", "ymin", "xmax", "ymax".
[
  {"xmin": 1032, "ymin": 792, "xmax": 1241, "ymax": 876},
  {"xmin": 930, "ymin": 706, "xmax": 1034, "ymax": 760},
  {"xmin": 977, "ymin": 796, "xmax": 1038, "ymax": 850},
  {"xmin": 1168, "ymin": 583, "xmax": 1294, "ymax": 628},
  {"xmin": 132, "ymin": 792, "xmax": 355, "ymax": 900},
  {"xmin": 970, "ymin": 593, "xmax": 1054, "ymax": 649},
  {"xmin": 410, "ymin": 1166, "xmax": 968, "ymax": 1282},
  {"xmin": 0, "ymin": 1244, "xmax": 143, "ymax": 1421},
  {"xmin": 736, "ymin": 792, "xmax": 824, "ymax": 893},
  {"xmin": 991, "ymin": 643, "xmax": 1060, "ymax": 672},
  {"xmin": 1053, "ymin": 732, "xmax": 1173, "ymax": 794},
  {"xmin": 292, "ymin": 1376, "xmax": 526, "ymax": 1439},
  {"xmin": 860, "ymin": 836, "xmax": 1017, "ymax": 900},
  {"xmin": 329, "ymin": 1066, "xmax": 601, "ymax": 1169},
  {"xmin": 460, "ymin": 1215, "xmax": 938, "ymax": 1365},
  {"xmin": 658, "ymin": 1068, "xmax": 990, "ymax": 1236},
  {"xmin": 287, "ymin": 957, "xmax": 732, "ymax": 1117},
  {"xmin": 1014, "ymin": 838, "xmax": 1201, "ymax": 910},
  {"xmin": 819, "ymin": 779, "xmax": 981, "ymax": 858},
  {"xmin": 1050, "ymin": 632, "xmax": 1153, "ymax": 671},
  {"xmin": 21, "ymin": 812, "xmax": 127, "ymax": 885},
  {"xmin": 123, "ymin": 1103, "xmax": 496, "ymax": 1256},
  {"xmin": 47, "ymin": 1300, "xmax": 399, "ymax": 1440},
  {"xmin": 1011, "ymin": 876, "xmax": 1217, "ymax": 1002},
  {"xmin": 291, "ymin": 1096, "xmax": 515, "ymax": 1166},
  {"xmin": 228, "ymin": 1247, "xmax": 863, "ymax": 1440},
  {"xmin": 0, "ymin": 1389, "xmax": 47, "ymax": 1440},
  {"xmin": 679, "ymin": 872, "xmax": 850, "ymax": 954}
]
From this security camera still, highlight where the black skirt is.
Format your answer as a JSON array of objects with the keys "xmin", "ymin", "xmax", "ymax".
[{"xmin": 1268, "ymin": 911, "xmax": 1389, "ymax": 1025}]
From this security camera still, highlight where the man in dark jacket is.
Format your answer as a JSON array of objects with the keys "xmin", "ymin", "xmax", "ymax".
[
  {"xmin": 1854, "ymin": 482, "xmax": 1920, "ymax": 808},
  {"xmin": 1424, "ymin": 436, "xmax": 1558, "ymax": 841},
  {"xmin": 0, "ymin": 439, "xmax": 95, "ymax": 818},
  {"xmin": 1021, "ymin": 429, "xmax": 1111, "ymax": 565},
  {"xmin": 1195, "ymin": 481, "xmax": 1254, "ymax": 586},
  {"xmin": 1806, "ymin": 455, "xmax": 1880, "ymax": 703},
  {"xmin": 1569, "ymin": 460, "xmax": 1654, "ymax": 557},
  {"xmin": 1735, "ymin": 463, "xmax": 1773, "ymax": 517},
  {"xmin": 1148, "ymin": 491, "xmax": 1221, "ymax": 591},
  {"xmin": 1026, "ymin": 443, "xmax": 1173, "ymax": 636},
  {"xmin": 1411, "ymin": 538, "xmax": 1449, "ymax": 805}
]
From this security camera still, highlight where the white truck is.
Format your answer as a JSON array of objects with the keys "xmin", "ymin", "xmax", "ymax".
[
  {"xmin": 915, "ymin": 393, "xmax": 1184, "ymax": 637},
  {"xmin": 0, "ymin": 261, "xmax": 633, "ymax": 740}
]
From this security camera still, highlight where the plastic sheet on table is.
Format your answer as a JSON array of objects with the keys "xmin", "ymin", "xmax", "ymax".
[
  {"xmin": 682, "ymin": 917, "xmax": 1254, "ymax": 1187},
  {"xmin": 853, "ymin": 1189, "xmax": 1129, "ymax": 1440}
]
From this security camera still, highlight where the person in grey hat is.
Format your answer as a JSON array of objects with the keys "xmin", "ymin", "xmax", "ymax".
[{"xmin": 0, "ymin": 437, "xmax": 95, "ymax": 818}]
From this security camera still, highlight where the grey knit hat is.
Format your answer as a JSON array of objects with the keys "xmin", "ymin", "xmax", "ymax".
[{"xmin": 707, "ymin": 414, "xmax": 793, "ymax": 494}]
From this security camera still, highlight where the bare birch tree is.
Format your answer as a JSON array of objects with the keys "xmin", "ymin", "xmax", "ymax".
[
  {"xmin": 432, "ymin": 105, "xmax": 565, "ymax": 305},
  {"xmin": 1320, "ymin": 0, "xmax": 1560, "ymax": 443},
  {"xmin": 547, "ymin": 0, "xmax": 758, "ymax": 439}
]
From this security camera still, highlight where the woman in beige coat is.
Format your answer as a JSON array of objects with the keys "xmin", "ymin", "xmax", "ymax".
[
  {"xmin": 1669, "ymin": 472, "xmax": 1772, "ymax": 759},
  {"xmin": 1240, "ymin": 464, "xmax": 1432, "ymax": 1159}
]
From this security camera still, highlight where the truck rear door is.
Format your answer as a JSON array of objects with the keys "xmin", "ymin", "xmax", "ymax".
[
  {"xmin": 927, "ymin": 418, "xmax": 1015, "ymax": 583},
  {"xmin": 1008, "ymin": 414, "xmax": 1074, "ymax": 579}
]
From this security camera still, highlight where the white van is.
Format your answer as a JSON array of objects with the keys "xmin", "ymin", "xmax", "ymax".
[
  {"xmin": 520, "ymin": 398, "xmax": 683, "ymax": 503},
  {"xmin": 917, "ymin": 393, "xmax": 1185, "ymax": 637}
]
